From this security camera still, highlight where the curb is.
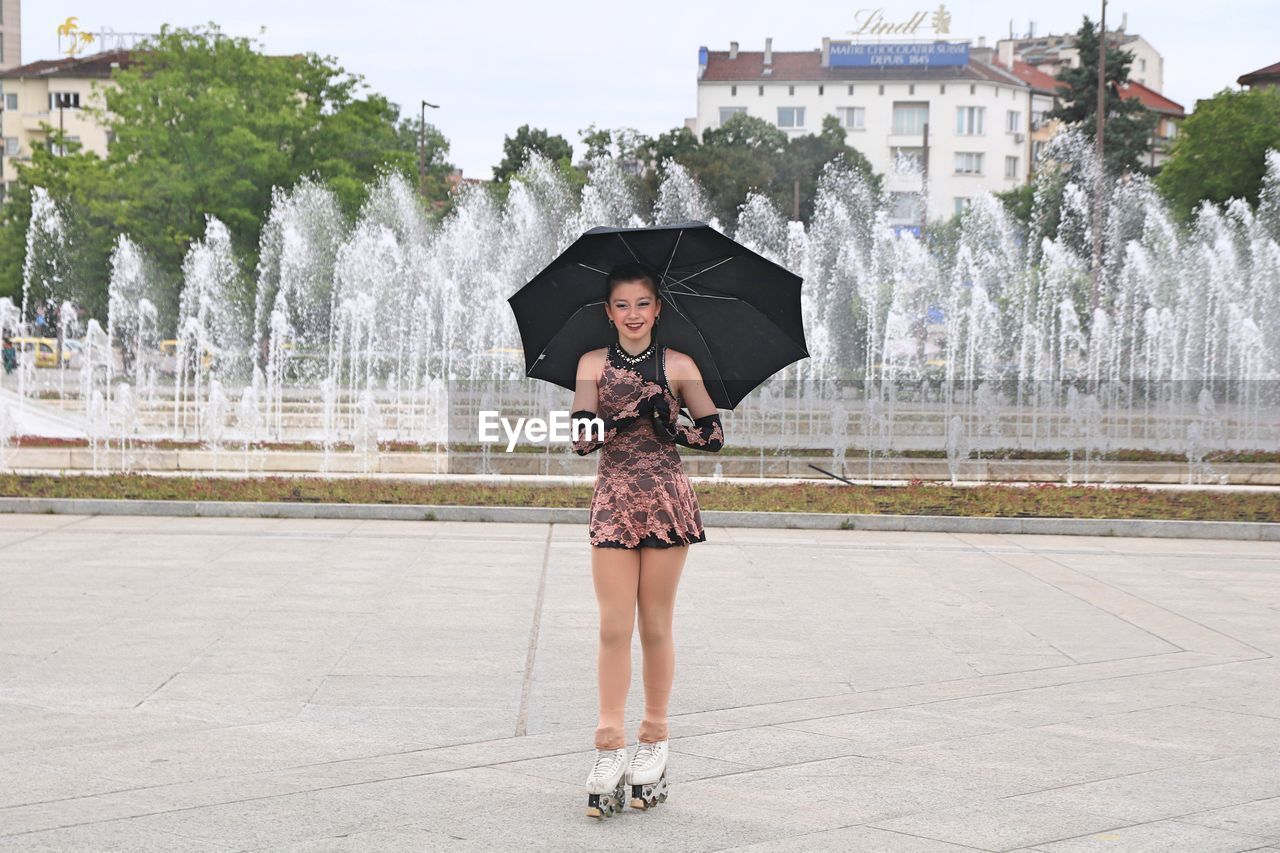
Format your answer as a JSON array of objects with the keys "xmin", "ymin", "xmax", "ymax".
[{"xmin": 1, "ymin": 497, "xmax": 1276, "ymax": 541}]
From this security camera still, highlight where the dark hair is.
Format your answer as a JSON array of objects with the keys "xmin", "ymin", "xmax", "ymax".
[{"xmin": 606, "ymin": 262, "xmax": 659, "ymax": 299}]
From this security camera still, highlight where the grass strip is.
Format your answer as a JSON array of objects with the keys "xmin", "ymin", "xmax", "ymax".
[{"xmin": 1, "ymin": 474, "xmax": 1276, "ymax": 523}]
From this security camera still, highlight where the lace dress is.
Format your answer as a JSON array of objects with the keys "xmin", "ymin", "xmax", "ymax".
[{"xmin": 576, "ymin": 344, "xmax": 717, "ymax": 549}]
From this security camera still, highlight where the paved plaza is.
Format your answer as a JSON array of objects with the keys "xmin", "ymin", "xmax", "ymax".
[{"xmin": 1, "ymin": 513, "xmax": 1278, "ymax": 851}]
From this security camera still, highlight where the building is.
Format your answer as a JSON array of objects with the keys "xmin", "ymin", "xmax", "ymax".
[
  {"xmin": 0, "ymin": 0, "xmax": 19, "ymax": 71},
  {"xmin": 1003, "ymin": 60, "xmax": 1184, "ymax": 170},
  {"xmin": 996, "ymin": 19, "xmax": 1164, "ymax": 93},
  {"xmin": 695, "ymin": 38, "xmax": 1033, "ymax": 225},
  {"xmin": 0, "ymin": 49, "xmax": 135, "ymax": 199},
  {"xmin": 1238, "ymin": 62, "xmax": 1280, "ymax": 90}
]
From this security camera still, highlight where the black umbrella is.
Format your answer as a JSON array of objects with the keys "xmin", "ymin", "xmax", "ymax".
[{"xmin": 508, "ymin": 221, "xmax": 808, "ymax": 409}]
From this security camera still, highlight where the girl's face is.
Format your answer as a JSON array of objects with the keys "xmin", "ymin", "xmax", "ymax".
[{"xmin": 605, "ymin": 280, "xmax": 660, "ymax": 347}]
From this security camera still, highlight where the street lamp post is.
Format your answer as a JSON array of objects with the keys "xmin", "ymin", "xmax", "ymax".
[{"xmin": 419, "ymin": 99, "xmax": 440, "ymax": 199}]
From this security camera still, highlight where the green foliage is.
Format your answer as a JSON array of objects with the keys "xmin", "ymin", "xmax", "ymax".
[
  {"xmin": 995, "ymin": 183, "xmax": 1036, "ymax": 228},
  {"xmin": 0, "ymin": 23, "xmax": 448, "ymax": 326},
  {"xmin": 494, "ymin": 125, "xmax": 574, "ymax": 182},
  {"xmin": 1047, "ymin": 16, "xmax": 1158, "ymax": 175},
  {"xmin": 631, "ymin": 113, "xmax": 879, "ymax": 227},
  {"xmin": 0, "ymin": 134, "xmax": 115, "ymax": 314},
  {"xmin": 1052, "ymin": 20, "xmax": 1155, "ymax": 174},
  {"xmin": 1157, "ymin": 87, "xmax": 1280, "ymax": 220}
]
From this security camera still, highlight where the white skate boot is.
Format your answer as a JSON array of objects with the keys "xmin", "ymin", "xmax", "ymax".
[
  {"xmin": 585, "ymin": 746, "xmax": 628, "ymax": 819},
  {"xmin": 625, "ymin": 740, "xmax": 669, "ymax": 810}
]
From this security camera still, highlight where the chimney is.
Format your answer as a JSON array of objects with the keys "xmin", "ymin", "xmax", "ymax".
[
  {"xmin": 821, "ymin": 36, "xmax": 830, "ymax": 68},
  {"xmin": 1120, "ymin": 12, "xmax": 1128, "ymax": 31},
  {"xmin": 764, "ymin": 37, "xmax": 773, "ymax": 66},
  {"xmin": 971, "ymin": 37, "xmax": 994, "ymax": 64},
  {"xmin": 729, "ymin": 41, "xmax": 739, "ymax": 60}
]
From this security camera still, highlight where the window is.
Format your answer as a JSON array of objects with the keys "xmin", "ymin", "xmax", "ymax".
[
  {"xmin": 908, "ymin": 84, "xmax": 915, "ymax": 95},
  {"xmin": 847, "ymin": 84, "xmax": 854, "ymax": 95},
  {"xmin": 889, "ymin": 192, "xmax": 924, "ymax": 221},
  {"xmin": 1005, "ymin": 156, "xmax": 1019, "ymax": 178},
  {"xmin": 818, "ymin": 85, "xmax": 824, "ymax": 96},
  {"xmin": 892, "ymin": 102, "xmax": 929, "ymax": 135},
  {"xmin": 954, "ymin": 197, "xmax": 972, "ymax": 214},
  {"xmin": 718, "ymin": 106, "xmax": 747, "ymax": 126},
  {"xmin": 954, "ymin": 152, "xmax": 984, "ymax": 175},
  {"xmin": 891, "ymin": 147, "xmax": 924, "ymax": 172},
  {"xmin": 1006, "ymin": 110, "xmax": 1021, "ymax": 133},
  {"xmin": 51, "ymin": 135, "xmax": 81, "ymax": 156},
  {"xmin": 1139, "ymin": 58, "xmax": 1147, "ymax": 72},
  {"xmin": 730, "ymin": 85, "xmax": 737, "ymax": 96},
  {"xmin": 4, "ymin": 93, "xmax": 15, "ymax": 110},
  {"xmin": 969, "ymin": 84, "xmax": 976, "ymax": 95},
  {"xmin": 3, "ymin": 137, "xmax": 17, "ymax": 157},
  {"xmin": 1031, "ymin": 110, "xmax": 1046, "ymax": 130},
  {"xmin": 777, "ymin": 106, "xmax": 805, "ymax": 128},
  {"xmin": 758, "ymin": 85, "xmax": 764, "ymax": 96},
  {"xmin": 878, "ymin": 84, "xmax": 885, "ymax": 95},
  {"xmin": 49, "ymin": 92, "xmax": 81, "ymax": 110},
  {"xmin": 838, "ymin": 106, "xmax": 865, "ymax": 130},
  {"xmin": 956, "ymin": 106, "xmax": 984, "ymax": 135},
  {"xmin": 1032, "ymin": 140, "xmax": 1047, "ymax": 162},
  {"xmin": 940, "ymin": 84, "xmax": 946, "ymax": 94},
  {"xmin": 788, "ymin": 85, "xmax": 795, "ymax": 96}
]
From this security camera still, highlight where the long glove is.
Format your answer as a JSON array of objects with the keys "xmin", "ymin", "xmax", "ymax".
[
  {"xmin": 652, "ymin": 395, "xmax": 724, "ymax": 452},
  {"xmin": 570, "ymin": 388, "xmax": 660, "ymax": 455}
]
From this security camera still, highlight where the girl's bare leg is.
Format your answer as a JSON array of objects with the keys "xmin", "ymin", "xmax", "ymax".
[
  {"xmin": 635, "ymin": 545, "xmax": 688, "ymax": 743},
  {"xmin": 591, "ymin": 546, "xmax": 641, "ymax": 750}
]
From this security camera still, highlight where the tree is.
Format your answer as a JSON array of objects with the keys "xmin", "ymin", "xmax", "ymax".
[
  {"xmin": 0, "ymin": 133, "xmax": 115, "ymax": 313},
  {"xmin": 1047, "ymin": 16, "xmax": 1157, "ymax": 175},
  {"xmin": 780, "ymin": 115, "xmax": 879, "ymax": 221},
  {"xmin": 494, "ymin": 125, "xmax": 573, "ymax": 181},
  {"xmin": 394, "ymin": 115, "xmax": 455, "ymax": 215},
  {"xmin": 1157, "ymin": 87, "xmax": 1280, "ymax": 219},
  {"xmin": 0, "ymin": 23, "xmax": 438, "ymax": 325},
  {"xmin": 656, "ymin": 112, "xmax": 879, "ymax": 228}
]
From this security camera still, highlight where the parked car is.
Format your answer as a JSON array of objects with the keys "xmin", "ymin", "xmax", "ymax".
[{"xmin": 9, "ymin": 337, "xmax": 72, "ymax": 368}]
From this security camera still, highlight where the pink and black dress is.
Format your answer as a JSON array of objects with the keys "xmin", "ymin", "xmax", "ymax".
[{"xmin": 572, "ymin": 343, "xmax": 724, "ymax": 549}]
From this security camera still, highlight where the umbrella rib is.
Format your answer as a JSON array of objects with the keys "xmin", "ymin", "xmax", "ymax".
[
  {"xmin": 661, "ymin": 231, "xmax": 683, "ymax": 282},
  {"xmin": 577, "ymin": 263, "xmax": 609, "ymax": 275},
  {"xmin": 616, "ymin": 234, "xmax": 642, "ymax": 263},
  {"xmin": 661, "ymin": 291, "xmax": 731, "ymax": 407},
  {"xmin": 672, "ymin": 256, "xmax": 735, "ymax": 285}
]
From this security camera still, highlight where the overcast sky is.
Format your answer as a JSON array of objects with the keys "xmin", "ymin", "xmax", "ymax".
[{"xmin": 18, "ymin": 1, "xmax": 1276, "ymax": 179}]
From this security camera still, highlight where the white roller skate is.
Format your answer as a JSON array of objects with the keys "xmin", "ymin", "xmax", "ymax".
[
  {"xmin": 585, "ymin": 746, "xmax": 628, "ymax": 819},
  {"xmin": 625, "ymin": 740, "xmax": 669, "ymax": 810}
]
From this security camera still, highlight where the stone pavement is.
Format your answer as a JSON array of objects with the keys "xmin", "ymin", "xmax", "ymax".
[{"xmin": 1, "ymin": 514, "xmax": 1278, "ymax": 852}]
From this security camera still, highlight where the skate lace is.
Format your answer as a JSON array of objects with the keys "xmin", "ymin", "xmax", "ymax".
[
  {"xmin": 633, "ymin": 742, "xmax": 663, "ymax": 769},
  {"xmin": 589, "ymin": 749, "xmax": 624, "ymax": 782}
]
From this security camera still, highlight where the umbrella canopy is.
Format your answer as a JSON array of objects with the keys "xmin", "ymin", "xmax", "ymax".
[{"xmin": 508, "ymin": 221, "xmax": 807, "ymax": 409}]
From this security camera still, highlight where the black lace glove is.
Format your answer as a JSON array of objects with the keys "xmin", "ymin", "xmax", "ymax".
[
  {"xmin": 651, "ymin": 397, "xmax": 724, "ymax": 452},
  {"xmin": 570, "ymin": 391, "xmax": 660, "ymax": 455}
]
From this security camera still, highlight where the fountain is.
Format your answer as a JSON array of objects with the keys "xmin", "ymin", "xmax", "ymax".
[{"xmin": 1, "ymin": 136, "xmax": 1278, "ymax": 483}]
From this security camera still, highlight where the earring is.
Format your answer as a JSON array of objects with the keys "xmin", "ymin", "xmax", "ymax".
[{"xmin": 608, "ymin": 318, "xmax": 614, "ymax": 327}]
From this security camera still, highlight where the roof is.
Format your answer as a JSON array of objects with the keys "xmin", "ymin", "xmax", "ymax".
[
  {"xmin": 1238, "ymin": 61, "xmax": 1280, "ymax": 86},
  {"xmin": 0, "ymin": 49, "xmax": 136, "ymax": 80},
  {"xmin": 1118, "ymin": 80, "xmax": 1184, "ymax": 116},
  {"xmin": 700, "ymin": 49, "xmax": 1028, "ymax": 88},
  {"xmin": 1001, "ymin": 59, "xmax": 1183, "ymax": 116},
  {"xmin": 1006, "ymin": 60, "xmax": 1064, "ymax": 94}
]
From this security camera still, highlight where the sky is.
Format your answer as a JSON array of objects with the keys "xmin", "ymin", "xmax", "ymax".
[{"xmin": 17, "ymin": 1, "xmax": 1277, "ymax": 180}]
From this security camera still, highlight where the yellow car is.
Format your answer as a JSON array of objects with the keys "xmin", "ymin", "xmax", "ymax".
[
  {"xmin": 10, "ymin": 337, "xmax": 72, "ymax": 368},
  {"xmin": 158, "ymin": 339, "xmax": 214, "ymax": 371}
]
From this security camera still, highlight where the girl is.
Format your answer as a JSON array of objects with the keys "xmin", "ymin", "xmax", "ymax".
[{"xmin": 570, "ymin": 262, "xmax": 723, "ymax": 819}]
